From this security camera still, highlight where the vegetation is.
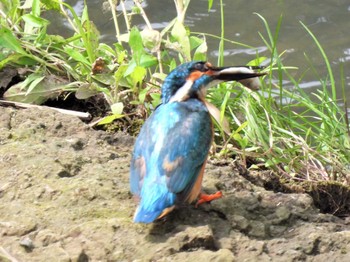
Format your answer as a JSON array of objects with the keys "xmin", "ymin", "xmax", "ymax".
[{"xmin": 1, "ymin": 0, "xmax": 349, "ymax": 215}]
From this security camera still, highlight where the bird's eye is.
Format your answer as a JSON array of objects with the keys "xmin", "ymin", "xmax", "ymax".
[{"xmin": 193, "ymin": 61, "xmax": 210, "ymax": 72}]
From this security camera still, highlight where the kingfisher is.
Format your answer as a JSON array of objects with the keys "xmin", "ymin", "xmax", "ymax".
[{"xmin": 130, "ymin": 61, "xmax": 265, "ymax": 223}]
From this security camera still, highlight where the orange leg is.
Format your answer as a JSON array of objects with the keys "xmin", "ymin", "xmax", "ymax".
[{"xmin": 195, "ymin": 191, "xmax": 223, "ymax": 207}]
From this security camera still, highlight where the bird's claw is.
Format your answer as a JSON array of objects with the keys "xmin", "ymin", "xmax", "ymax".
[{"xmin": 195, "ymin": 191, "xmax": 223, "ymax": 208}]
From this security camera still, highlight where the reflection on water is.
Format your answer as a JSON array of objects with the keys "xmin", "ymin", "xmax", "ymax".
[
  {"xmin": 210, "ymin": 46, "xmax": 269, "ymax": 57},
  {"xmin": 48, "ymin": 0, "xmax": 350, "ymax": 101}
]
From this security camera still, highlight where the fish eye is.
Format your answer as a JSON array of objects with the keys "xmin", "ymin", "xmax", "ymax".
[{"xmin": 204, "ymin": 62, "xmax": 212, "ymax": 70}]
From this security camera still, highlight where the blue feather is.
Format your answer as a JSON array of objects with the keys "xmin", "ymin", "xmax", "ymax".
[
  {"xmin": 130, "ymin": 99, "xmax": 212, "ymax": 223},
  {"xmin": 130, "ymin": 61, "xmax": 265, "ymax": 223}
]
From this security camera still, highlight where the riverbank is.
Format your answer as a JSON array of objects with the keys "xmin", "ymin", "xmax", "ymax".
[{"xmin": 1, "ymin": 106, "xmax": 350, "ymax": 261}]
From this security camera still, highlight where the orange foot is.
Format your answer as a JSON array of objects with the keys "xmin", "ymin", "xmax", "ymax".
[{"xmin": 195, "ymin": 191, "xmax": 223, "ymax": 207}]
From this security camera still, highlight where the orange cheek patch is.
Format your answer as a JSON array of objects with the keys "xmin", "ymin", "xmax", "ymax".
[
  {"xmin": 187, "ymin": 71, "xmax": 204, "ymax": 82},
  {"xmin": 187, "ymin": 70, "xmax": 215, "ymax": 82}
]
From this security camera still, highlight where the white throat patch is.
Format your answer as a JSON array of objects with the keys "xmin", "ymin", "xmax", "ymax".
[{"xmin": 168, "ymin": 79, "xmax": 194, "ymax": 103}]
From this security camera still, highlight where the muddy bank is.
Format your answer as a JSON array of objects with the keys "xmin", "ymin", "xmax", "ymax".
[{"xmin": 0, "ymin": 106, "xmax": 350, "ymax": 261}]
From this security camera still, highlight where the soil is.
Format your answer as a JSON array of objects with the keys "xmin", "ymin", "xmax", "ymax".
[{"xmin": 1, "ymin": 106, "xmax": 350, "ymax": 262}]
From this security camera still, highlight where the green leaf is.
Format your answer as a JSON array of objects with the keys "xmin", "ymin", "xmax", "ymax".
[
  {"xmin": 0, "ymin": 54, "xmax": 30, "ymax": 69},
  {"xmin": 114, "ymin": 64, "xmax": 128, "ymax": 84},
  {"xmin": 247, "ymin": 57, "xmax": 268, "ymax": 66},
  {"xmin": 22, "ymin": 14, "xmax": 50, "ymax": 28},
  {"xmin": 150, "ymin": 93, "xmax": 161, "ymax": 108},
  {"xmin": 41, "ymin": 0, "xmax": 61, "ymax": 11},
  {"xmin": 240, "ymin": 137, "xmax": 249, "ymax": 148},
  {"xmin": 124, "ymin": 60, "xmax": 137, "ymax": 77},
  {"xmin": 265, "ymin": 159, "xmax": 275, "ymax": 168},
  {"xmin": 138, "ymin": 87, "xmax": 150, "ymax": 103},
  {"xmin": 98, "ymin": 43, "xmax": 117, "ymax": 57},
  {"xmin": 97, "ymin": 114, "xmax": 125, "ymax": 125},
  {"xmin": 130, "ymin": 66, "xmax": 146, "ymax": 86},
  {"xmin": 235, "ymin": 121, "xmax": 249, "ymax": 133},
  {"xmin": 249, "ymin": 164, "xmax": 260, "ymax": 170},
  {"xmin": 26, "ymin": 75, "xmax": 45, "ymax": 95},
  {"xmin": 233, "ymin": 133, "xmax": 242, "ymax": 142},
  {"xmin": 141, "ymin": 28, "xmax": 161, "ymax": 52},
  {"xmin": 171, "ymin": 20, "xmax": 191, "ymax": 60},
  {"xmin": 3, "ymin": 76, "xmax": 64, "ymax": 104},
  {"xmin": 129, "ymin": 27, "xmax": 143, "ymax": 53},
  {"xmin": 129, "ymin": 27, "xmax": 143, "ymax": 63},
  {"xmin": 111, "ymin": 102, "xmax": 124, "ymax": 115},
  {"xmin": 0, "ymin": 27, "xmax": 27, "ymax": 55},
  {"xmin": 139, "ymin": 53, "xmax": 158, "ymax": 68},
  {"xmin": 189, "ymin": 36, "xmax": 204, "ymax": 50},
  {"xmin": 208, "ymin": 0, "xmax": 214, "ymax": 10},
  {"xmin": 32, "ymin": 0, "xmax": 41, "ymax": 16},
  {"xmin": 15, "ymin": 56, "xmax": 40, "ymax": 66},
  {"xmin": 193, "ymin": 41, "xmax": 207, "ymax": 61},
  {"xmin": 81, "ymin": 4, "xmax": 90, "ymax": 24},
  {"xmin": 75, "ymin": 83, "xmax": 100, "ymax": 99},
  {"xmin": 82, "ymin": 19, "xmax": 100, "ymax": 56},
  {"xmin": 19, "ymin": 0, "xmax": 35, "ymax": 9},
  {"xmin": 64, "ymin": 46, "xmax": 90, "ymax": 65},
  {"xmin": 171, "ymin": 20, "xmax": 187, "ymax": 42}
]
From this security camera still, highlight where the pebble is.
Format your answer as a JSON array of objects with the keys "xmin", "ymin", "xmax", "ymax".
[{"xmin": 19, "ymin": 236, "xmax": 35, "ymax": 250}]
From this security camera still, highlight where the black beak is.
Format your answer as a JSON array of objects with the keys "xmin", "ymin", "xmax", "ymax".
[{"xmin": 211, "ymin": 66, "xmax": 266, "ymax": 90}]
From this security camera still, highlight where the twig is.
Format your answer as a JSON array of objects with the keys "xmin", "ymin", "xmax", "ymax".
[
  {"xmin": 133, "ymin": 0, "xmax": 153, "ymax": 30},
  {"xmin": 108, "ymin": 0, "xmax": 121, "ymax": 41},
  {"xmin": 59, "ymin": 2, "xmax": 78, "ymax": 33},
  {"xmin": 0, "ymin": 9, "xmax": 20, "ymax": 32},
  {"xmin": 133, "ymin": 0, "xmax": 163, "ymax": 74},
  {"xmin": 120, "ymin": 0, "xmax": 131, "ymax": 32},
  {"xmin": 0, "ymin": 100, "xmax": 91, "ymax": 121},
  {"xmin": 0, "ymin": 246, "xmax": 19, "ymax": 262}
]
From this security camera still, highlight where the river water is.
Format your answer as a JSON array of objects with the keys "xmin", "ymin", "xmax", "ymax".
[{"xmin": 49, "ymin": 0, "xmax": 350, "ymax": 106}]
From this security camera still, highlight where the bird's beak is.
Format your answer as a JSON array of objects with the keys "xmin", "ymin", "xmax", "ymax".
[{"xmin": 210, "ymin": 66, "xmax": 266, "ymax": 90}]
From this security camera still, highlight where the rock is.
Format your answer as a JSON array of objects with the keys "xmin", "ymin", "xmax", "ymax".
[
  {"xmin": 167, "ymin": 248, "xmax": 235, "ymax": 262},
  {"xmin": 0, "ymin": 220, "xmax": 37, "ymax": 237},
  {"xmin": 248, "ymin": 220, "xmax": 267, "ymax": 238},
  {"xmin": 19, "ymin": 236, "xmax": 35, "ymax": 251},
  {"xmin": 36, "ymin": 229, "xmax": 60, "ymax": 247},
  {"xmin": 275, "ymin": 206, "xmax": 291, "ymax": 222},
  {"xmin": 171, "ymin": 225, "xmax": 217, "ymax": 251},
  {"xmin": 230, "ymin": 215, "xmax": 249, "ymax": 231}
]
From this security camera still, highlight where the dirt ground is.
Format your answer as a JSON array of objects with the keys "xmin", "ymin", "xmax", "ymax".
[{"xmin": 1, "ymin": 106, "xmax": 350, "ymax": 262}]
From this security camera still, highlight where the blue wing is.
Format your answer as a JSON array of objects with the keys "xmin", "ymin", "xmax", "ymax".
[{"xmin": 130, "ymin": 99, "xmax": 212, "ymax": 223}]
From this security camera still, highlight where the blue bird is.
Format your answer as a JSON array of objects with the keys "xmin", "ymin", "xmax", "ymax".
[{"xmin": 130, "ymin": 61, "xmax": 265, "ymax": 223}]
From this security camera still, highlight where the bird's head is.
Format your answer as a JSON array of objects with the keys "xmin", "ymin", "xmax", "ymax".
[{"xmin": 161, "ymin": 61, "xmax": 266, "ymax": 104}]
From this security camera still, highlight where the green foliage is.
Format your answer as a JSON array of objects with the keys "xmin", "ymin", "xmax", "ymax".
[
  {"xmin": 1, "ymin": 0, "xmax": 349, "ymax": 185},
  {"xmin": 220, "ymin": 14, "xmax": 350, "ymax": 183},
  {"xmin": 0, "ymin": 0, "xmax": 210, "ymax": 125}
]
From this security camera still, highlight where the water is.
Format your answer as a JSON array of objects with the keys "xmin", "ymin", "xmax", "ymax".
[{"xmin": 49, "ymin": 0, "xmax": 350, "ymax": 100}]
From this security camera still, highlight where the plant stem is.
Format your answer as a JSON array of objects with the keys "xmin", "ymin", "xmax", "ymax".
[
  {"xmin": 120, "ymin": 0, "xmax": 130, "ymax": 31},
  {"xmin": 218, "ymin": 0, "xmax": 224, "ymax": 66},
  {"xmin": 134, "ymin": 0, "xmax": 152, "ymax": 30},
  {"xmin": 108, "ymin": 0, "xmax": 121, "ymax": 41}
]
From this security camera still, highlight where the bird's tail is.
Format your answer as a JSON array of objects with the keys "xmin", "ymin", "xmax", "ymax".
[{"xmin": 133, "ymin": 190, "xmax": 176, "ymax": 223}]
